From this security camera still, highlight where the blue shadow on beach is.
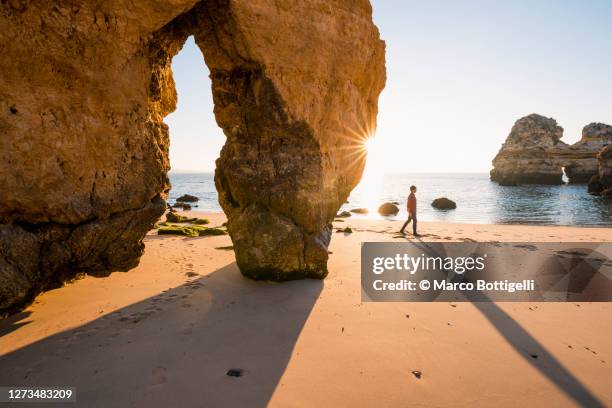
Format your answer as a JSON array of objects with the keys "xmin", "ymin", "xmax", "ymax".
[{"xmin": 0, "ymin": 263, "xmax": 322, "ymax": 408}]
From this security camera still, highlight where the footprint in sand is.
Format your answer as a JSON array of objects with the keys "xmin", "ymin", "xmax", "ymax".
[{"xmin": 151, "ymin": 367, "xmax": 167, "ymax": 386}]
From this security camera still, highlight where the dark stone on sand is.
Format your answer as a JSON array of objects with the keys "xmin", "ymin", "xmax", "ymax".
[
  {"xmin": 350, "ymin": 208, "xmax": 368, "ymax": 214},
  {"xmin": 226, "ymin": 368, "xmax": 245, "ymax": 377},
  {"xmin": 378, "ymin": 202, "xmax": 399, "ymax": 216},
  {"xmin": 336, "ymin": 211, "xmax": 351, "ymax": 218},
  {"xmin": 431, "ymin": 197, "xmax": 456, "ymax": 210},
  {"xmin": 176, "ymin": 194, "xmax": 199, "ymax": 202},
  {"xmin": 411, "ymin": 370, "xmax": 422, "ymax": 379},
  {"xmin": 336, "ymin": 227, "xmax": 352, "ymax": 233}
]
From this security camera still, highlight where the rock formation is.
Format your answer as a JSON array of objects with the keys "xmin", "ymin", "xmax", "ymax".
[
  {"xmin": 588, "ymin": 146, "xmax": 612, "ymax": 196},
  {"xmin": 490, "ymin": 114, "xmax": 565, "ymax": 185},
  {"xmin": 560, "ymin": 123, "xmax": 612, "ymax": 183},
  {"xmin": 491, "ymin": 115, "xmax": 612, "ymax": 185},
  {"xmin": 0, "ymin": 0, "xmax": 386, "ymax": 312}
]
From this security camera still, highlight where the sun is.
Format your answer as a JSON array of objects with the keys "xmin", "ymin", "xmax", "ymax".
[
  {"xmin": 350, "ymin": 135, "xmax": 386, "ymax": 213},
  {"xmin": 364, "ymin": 137, "xmax": 377, "ymax": 153},
  {"xmin": 362, "ymin": 136, "xmax": 385, "ymax": 170}
]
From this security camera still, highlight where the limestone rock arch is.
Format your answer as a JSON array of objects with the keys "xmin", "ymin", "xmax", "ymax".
[{"xmin": 0, "ymin": 0, "xmax": 386, "ymax": 312}]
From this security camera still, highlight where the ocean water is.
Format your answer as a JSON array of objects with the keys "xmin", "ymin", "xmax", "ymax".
[{"xmin": 169, "ymin": 172, "xmax": 612, "ymax": 226}]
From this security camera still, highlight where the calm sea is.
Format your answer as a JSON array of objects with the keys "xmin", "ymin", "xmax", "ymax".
[{"xmin": 169, "ymin": 172, "xmax": 612, "ymax": 226}]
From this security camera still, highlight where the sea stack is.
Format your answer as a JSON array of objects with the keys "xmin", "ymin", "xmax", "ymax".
[
  {"xmin": 0, "ymin": 0, "xmax": 386, "ymax": 312},
  {"xmin": 490, "ymin": 114, "xmax": 566, "ymax": 185},
  {"xmin": 491, "ymin": 115, "xmax": 612, "ymax": 185}
]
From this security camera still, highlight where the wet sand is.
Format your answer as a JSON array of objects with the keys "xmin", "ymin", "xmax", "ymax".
[{"xmin": 0, "ymin": 211, "xmax": 611, "ymax": 407}]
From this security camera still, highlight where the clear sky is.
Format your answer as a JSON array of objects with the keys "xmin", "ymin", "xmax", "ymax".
[{"xmin": 165, "ymin": 0, "xmax": 612, "ymax": 173}]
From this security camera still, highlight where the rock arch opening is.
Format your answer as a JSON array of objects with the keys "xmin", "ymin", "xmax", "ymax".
[
  {"xmin": 0, "ymin": 0, "xmax": 385, "ymax": 313},
  {"xmin": 163, "ymin": 36, "xmax": 223, "ymax": 213}
]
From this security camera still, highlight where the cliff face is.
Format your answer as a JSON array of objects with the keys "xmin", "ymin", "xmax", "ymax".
[
  {"xmin": 0, "ymin": 0, "xmax": 386, "ymax": 312},
  {"xmin": 491, "ymin": 115, "xmax": 612, "ymax": 185},
  {"xmin": 588, "ymin": 146, "xmax": 612, "ymax": 196}
]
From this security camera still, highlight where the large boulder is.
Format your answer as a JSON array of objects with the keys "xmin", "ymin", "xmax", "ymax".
[
  {"xmin": 0, "ymin": 0, "xmax": 386, "ymax": 312},
  {"xmin": 431, "ymin": 197, "xmax": 457, "ymax": 210},
  {"xmin": 490, "ymin": 114, "xmax": 565, "ymax": 185},
  {"xmin": 378, "ymin": 202, "xmax": 399, "ymax": 216}
]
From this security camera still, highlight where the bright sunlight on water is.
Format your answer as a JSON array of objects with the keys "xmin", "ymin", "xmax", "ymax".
[{"xmin": 168, "ymin": 171, "xmax": 612, "ymax": 227}]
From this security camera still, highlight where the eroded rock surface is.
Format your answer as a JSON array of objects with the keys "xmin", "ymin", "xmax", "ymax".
[
  {"xmin": 490, "ymin": 114, "xmax": 565, "ymax": 185},
  {"xmin": 588, "ymin": 146, "xmax": 612, "ymax": 196},
  {"xmin": 560, "ymin": 123, "xmax": 612, "ymax": 183},
  {"xmin": 491, "ymin": 115, "xmax": 612, "ymax": 185},
  {"xmin": 0, "ymin": 0, "xmax": 385, "ymax": 312}
]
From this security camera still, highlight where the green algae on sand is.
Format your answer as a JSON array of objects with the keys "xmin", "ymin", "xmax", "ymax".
[{"xmin": 157, "ymin": 225, "xmax": 227, "ymax": 237}]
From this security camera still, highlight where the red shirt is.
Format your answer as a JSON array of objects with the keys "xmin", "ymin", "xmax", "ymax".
[{"xmin": 407, "ymin": 192, "xmax": 417, "ymax": 214}]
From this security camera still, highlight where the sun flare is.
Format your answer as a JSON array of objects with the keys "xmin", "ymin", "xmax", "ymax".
[{"xmin": 350, "ymin": 135, "xmax": 386, "ymax": 213}]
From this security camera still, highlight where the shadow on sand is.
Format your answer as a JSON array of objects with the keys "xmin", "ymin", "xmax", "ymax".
[
  {"xmin": 410, "ymin": 239, "xmax": 605, "ymax": 408},
  {"xmin": 0, "ymin": 311, "xmax": 32, "ymax": 338},
  {"xmin": 0, "ymin": 263, "xmax": 322, "ymax": 408}
]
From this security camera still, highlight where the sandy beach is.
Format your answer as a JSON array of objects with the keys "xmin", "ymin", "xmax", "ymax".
[{"xmin": 1, "ymin": 211, "xmax": 610, "ymax": 407}]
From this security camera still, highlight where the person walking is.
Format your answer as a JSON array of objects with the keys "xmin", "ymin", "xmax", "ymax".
[{"xmin": 400, "ymin": 185, "xmax": 418, "ymax": 236}]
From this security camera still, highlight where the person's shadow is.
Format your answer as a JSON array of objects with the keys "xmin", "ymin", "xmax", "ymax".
[
  {"xmin": 0, "ymin": 263, "xmax": 322, "ymax": 408},
  {"xmin": 408, "ymin": 239, "xmax": 607, "ymax": 408}
]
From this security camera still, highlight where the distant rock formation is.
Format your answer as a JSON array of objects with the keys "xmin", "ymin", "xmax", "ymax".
[
  {"xmin": 559, "ymin": 123, "xmax": 612, "ymax": 183},
  {"xmin": 588, "ymin": 146, "xmax": 612, "ymax": 196},
  {"xmin": 0, "ymin": 0, "xmax": 385, "ymax": 312},
  {"xmin": 491, "ymin": 115, "xmax": 612, "ymax": 185},
  {"xmin": 490, "ymin": 114, "xmax": 565, "ymax": 185}
]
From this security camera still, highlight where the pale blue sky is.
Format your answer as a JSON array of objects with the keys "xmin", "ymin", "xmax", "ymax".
[{"xmin": 165, "ymin": 0, "xmax": 612, "ymax": 173}]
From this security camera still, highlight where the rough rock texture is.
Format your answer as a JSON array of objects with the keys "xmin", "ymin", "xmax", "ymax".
[
  {"xmin": 0, "ymin": 0, "xmax": 386, "ymax": 312},
  {"xmin": 588, "ymin": 146, "xmax": 612, "ymax": 196},
  {"xmin": 560, "ymin": 123, "xmax": 612, "ymax": 183},
  {"xmin": 490, "ymin": 114, "xmax": 565, "ymax": 185},
  {"xmin": 491, "ymin": 115, "xmax": 612, "ymax": 185}
]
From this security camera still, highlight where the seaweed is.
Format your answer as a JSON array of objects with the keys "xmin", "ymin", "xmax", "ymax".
[{"xmin": 157, "ymin": 225, "xmax": 227, "ymax": 237}]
